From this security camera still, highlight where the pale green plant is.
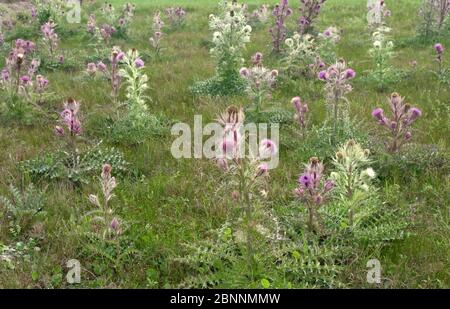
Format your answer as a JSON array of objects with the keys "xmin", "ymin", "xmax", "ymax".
[
  {"xmin": 330, "ymin": 140, "xmax": 375, "ymax": 227},
  {"xmin": 283, "ymin": 32, "xmax": 317, "ymax": 77},
  {"xmin": 119, "ymin": 49, "xmax": 149, "ymax": 120},
  {"xmin": 368, "ymin": 26, "xmax": 396, "ymax": 90}
]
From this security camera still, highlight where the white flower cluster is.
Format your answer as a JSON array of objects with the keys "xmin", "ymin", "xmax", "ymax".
[
  {"xmin": 283, "ymin": 32, "xmax": 317, "ymax": 76},
  {"xmin": 209, "ymin": 1, "xmax": 252, "ymax": 65},
  {"xmin": 371, "ymin": 26, "xmax": 394, "ymax": 50},
  {"xmin": 331, "ymin": 140, "xmax": 375, "ymax": 195}
]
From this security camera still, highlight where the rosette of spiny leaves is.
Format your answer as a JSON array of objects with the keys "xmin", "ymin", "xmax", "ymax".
[{"xmin": 330, "ymin": 140, "xmax": 375, "ymax": 227}]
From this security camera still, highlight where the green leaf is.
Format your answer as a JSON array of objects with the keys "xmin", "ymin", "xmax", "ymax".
[
  {"xmin": 261, "ymin": 278, "xmax": 270, "ymax": 289},
  {"xmin": 31, "ymin": 270, "xmax": 39, "ymax": 281}
]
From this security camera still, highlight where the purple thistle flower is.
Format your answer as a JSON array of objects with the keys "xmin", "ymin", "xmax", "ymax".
[
  {"xmin": 135, "ymin": 58, "xmax": 145, "ymax": 68},
  {"xmin": 409, "ymin": 107, "xmax": 422, "ymax": 122},
  {"xmin": 299, "ymin": 173, "xmax": 311, "ymax": 187},
  {"xmin": 324, "ymin": 179, "xmax": 334, "ymax": 193},
  {"xmin": 110, "ymin": 217, "xmax": 120, "ymax": 231},
  {"xmin": 255, "ymin": 163, "xmax": 269, "ymax": 178},
  {"xmin": 344, "ymin": 68, "xmax": 356, "ymax": 79},
  {"xmin": 97, "ymin": 61, "xmax": 107, "ymax": 72},
  {"xmin": 20, "ymin": 75, "xmax": 30, "ymax": 85},
  {"xmin": 405, "ymin": 131, "xmax": 412, "ymax": 140},
  {"xmin": 371, "ymin": 108, "xmax": 384, "ymax": 120},
  {"xmin": 259, "ymin": 139, "xmax": 278, "ymax": 157},
  {"xmin": 239, "ymin": 67, "xmax": 249, "ymax": 77},
  {"xmin": 318, "ymin": 70, "xmax": 327, "ymax": 80},
  {"xmin": 434, "ymin": 43, "xmax": 444, "ymax": 54}
]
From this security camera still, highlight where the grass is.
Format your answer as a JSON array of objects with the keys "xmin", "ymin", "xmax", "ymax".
[{"xmin": 0, "ymin": 0, "xmax": 448, "ymax": 288}]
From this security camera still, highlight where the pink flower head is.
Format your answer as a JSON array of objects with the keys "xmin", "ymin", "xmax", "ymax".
[
  {"xmin": 102, "ymin": 163, "xmax": 112, "ymax": 179},
  {"xmin": 255, "ymin": 163, "xmax": 269, "ymax": 178},
  {"xmin": 216, "ymin": 158, "xmax": 228, "ymax": 171},
  {"xmin": 86, "ymin": 62, "xmax": 97, "ymax": 74},
  {"xmin": 292, "ymin": 96, "xmax": 302, "ymax": 111},
  {"xmin": 97, "ymin": 61, "xmax": 107, "ymax": 72},
  {"xmin": 20, "ymin": 75, "xmax": 31, "ymax": 85},
  {"xmin": 324, "ymin": 180, "xmax": 334, "ymax": 193},
  {"xmin": 409, "ymin": 107, "xmax": 422, "ymax": 122},
  {"xmin": 318, "ymin": 70, "xmax": 327, "ymax": 80},
  {"xmin": 221, "ymin": 137, "xmax": 237, "ymax": 155},
  {"xmin": 110, "ymin": 217, "xmax": 120, "ymax": 230},
  {"xmin": 434, "ymin": 43, "xmax": 444, "ymax": 54},
  {"xmin": 299, "ymin": 173, "xmax": 311, "ymax": 188},
  {"xmin": 371, "ymin": 108, "xmax": 384, "ymax": 120},
  {"xmin": 294, "ymin": 187, "xmax": 305, "ymax": 198},
  {"xmin": 251, "ymin": 52, "xmax": 263, "ymax": 65},
  {"xmin": 344, "ymin": 68, "xmax": 356, "ymax": 79},
  {"xmin": 405, "ymin": 131, "xmax": 412, "ymax": 140},
  {"xmin": 259, "ymin": 139, "xmax": 278, "ymax": 158},
  {"xmin": 239, "ymin": 67, "xmax": 249, "ymax": 77},
  {"xmin": 1, "ymin": 69, "xmax": 10, "ymax": 81},
  {"xmin": 135, "ymin": 58, "xmax": 145, "ymax": 68}
]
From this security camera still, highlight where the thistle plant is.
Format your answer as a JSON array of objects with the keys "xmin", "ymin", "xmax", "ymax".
[
  {"xmin": 368, "ymin": 26, "xmax": 395, "ymax": 91},
  {"xmin": 191, "ymin": 0, "xmax": 251, "ymax": 96},
  {"xmin": 119, "ymin": 48, "xmax": 149, "ymax": 120},
  {"xmin": 19, "ymin": 73, "xmax": 50, "ymax": 105},
  {"xmin": 215, "ymin": 105, "xmax": 279, "ymax": 273},
  {"xmin": 41, "ymin": 21, "xmax": 59, "ymax": 61},
  {"xmin": 250, "ymin": 4, "xmax": 271, "ymax": 25},
  {"xmin": 55, "ymin": 98, "xmax": 82, "ymax": 167},
  {"xmin": 318, "ymin": 59, "xmax": 356, "ymax": 142},
  {"xmin": 86, "ymin": 46, "xmax": 124, "ymax": 105},
  {"xmin": 239, "ymin": 52, "xmax": 278, "ymax": 113},
  {"xmin": 317, "ymin": 26, "xmax": 340, "ymax": 64},
  {"xmin": 292, "ymin": 96, "xmax": 309, "ymax": 136},
  {"xmin": 294, "ymin": 157, "xmax": 334, "ymax": 233},
  {"xmin": 434, "ymin": 43, "xmax": 448, "ymax": 83},
  {"xmin": 165, "ymin": 7, "xmax": 187, "ymax": 29},
  {"xmin": 367, "ymin": 0, "xmax": 391, "ymax": 29},
  {"xmin": 417, "ymin": 0, "xmax": 449, "ymax": 39},
  {"xmin": 87, "ymin": 164, "xmax": 122, "ymax": 239},
  {"xmin": 269, "ymin": 0, "xmax": 293, "ymax": 54},
  {"xmin": 1, "ymin": 39, "xmax": 37, "ymax": 96},
  {"xmin": 149, "ymin": 11, "xmax": 164, "ymax": 56},
  {"xmin": 283, "ymin": 32, "xmax": 317, "ymax": 77},
  {"xmin": 298, "ymin": 0, "xmax": 327, "ymax": 35},
  {"xmin": 330, "ymin": 140, "xmax": 375, "ymax": 227},
  {"xmin": 371, "ymin": 92, "xmax": 422, "ymax": 153}
]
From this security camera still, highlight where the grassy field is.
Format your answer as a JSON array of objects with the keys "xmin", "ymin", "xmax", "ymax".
[{"xmin": 0, "ymin": 0, "xmax": 448, "ymax": 288}]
